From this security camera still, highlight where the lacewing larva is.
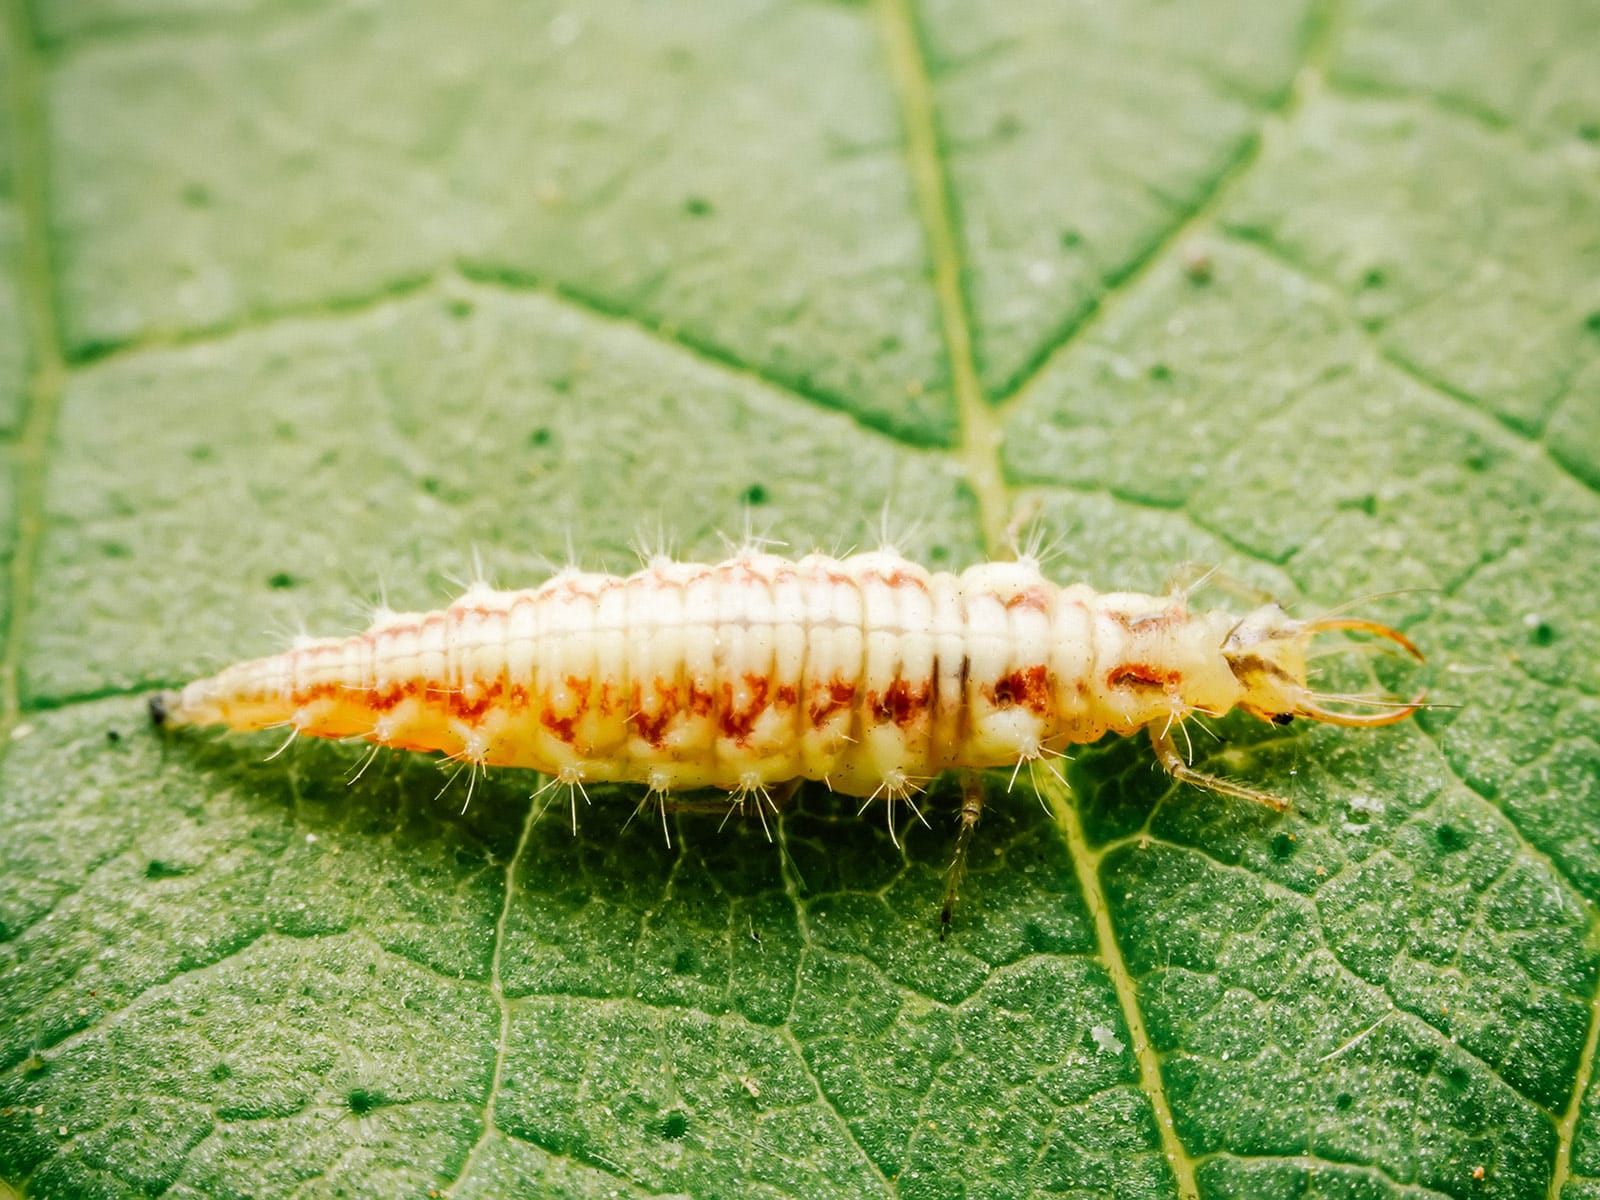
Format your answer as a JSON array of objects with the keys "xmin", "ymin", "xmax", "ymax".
[{"xmin": 150, "ymin": 548, "xmax": 1425, "ymax": 926}]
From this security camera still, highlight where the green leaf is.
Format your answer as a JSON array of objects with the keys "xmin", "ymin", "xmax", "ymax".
[{"xmin": 2, "ymin": 1, "xmax": 1599, "ymax": 1197}]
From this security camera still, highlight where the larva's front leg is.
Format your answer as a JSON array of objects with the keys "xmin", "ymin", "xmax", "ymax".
[{"xmin": 1146, "ymin": 722, "xmax": 1289, "ymax": 812}]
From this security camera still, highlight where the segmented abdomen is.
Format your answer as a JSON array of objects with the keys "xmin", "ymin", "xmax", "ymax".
[{"xmin": 165, "ymin": 551, "xmax": 1201, "ymax": 797}]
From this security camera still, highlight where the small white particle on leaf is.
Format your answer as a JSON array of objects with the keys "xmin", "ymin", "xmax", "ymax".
[{"xmin": 1091, "ymin": 1025, "xmax": 1124, "ymax": 1055}]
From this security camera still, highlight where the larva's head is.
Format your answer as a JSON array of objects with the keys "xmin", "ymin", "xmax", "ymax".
[{"xmin": 1222, "ymin": 605, "xmax": 1425, "ymax": 728}]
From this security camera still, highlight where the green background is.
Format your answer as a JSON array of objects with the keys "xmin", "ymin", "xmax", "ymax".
[{"xmin": 2, "ymin": 0, "xmax": 1599, "ymax": 1196}]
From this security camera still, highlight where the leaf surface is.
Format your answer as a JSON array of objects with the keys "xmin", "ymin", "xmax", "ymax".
[{"xmin": 2, "ymin": 1, "xmax": 1599, "ymax": 1198}]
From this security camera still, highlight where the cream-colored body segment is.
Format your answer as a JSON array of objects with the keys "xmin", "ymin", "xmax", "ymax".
[{"xmin": 159, "ymin": 551, "xmax": 1258, "ymax": 798}]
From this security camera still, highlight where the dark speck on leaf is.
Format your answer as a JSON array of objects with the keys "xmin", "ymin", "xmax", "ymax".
[
  {"xmin": 1182, "ymin": 249, "xmax": 1213, "ymax": 284},
  {"xmin": 1585, "ymin": 310, "xmax": 1600, "ymax": 334},
  {"xmin": 268, "ymin": 571, "xmax": 297, "ymax": 590},
  {"xmin": 148, "ymin": 693, "xmax": 169, "ymax": 727},
  {"xmin": 684, "ymin": 195, "xmax": 713, "ymax": 217},
  {"xmin": 347, "ymin": 1088, "xmax": 383, "ymax": 1115},
  {"xmin": 662, "ymin": 1111, "xmax": 689, "ymax": 1139},
  {"xmin": 105, "ymin": 729, "xmax": 121, "ymax": 744},
  {"xmin": 1530, "ymin": 620, "xmax": 1556, "ymax": 647},
  {"xmin": 741, "ymin": 483, "xmax": 769, "ymax": 506}
]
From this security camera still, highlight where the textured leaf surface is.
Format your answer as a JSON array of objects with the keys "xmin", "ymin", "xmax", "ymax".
[{"xmin": 2, "ymin": 1, "xmax": 1599, "ymax": 1198}]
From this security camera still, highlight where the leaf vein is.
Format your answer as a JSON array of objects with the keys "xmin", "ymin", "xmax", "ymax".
[{"xmin": 996, "ymin": 0, "xmax": 1346, "ymax": 412}]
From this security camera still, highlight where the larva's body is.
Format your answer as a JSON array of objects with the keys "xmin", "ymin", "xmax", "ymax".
[{"xmin": 154, "ymin": 550, "xmax": 1423, "ymax": 812}]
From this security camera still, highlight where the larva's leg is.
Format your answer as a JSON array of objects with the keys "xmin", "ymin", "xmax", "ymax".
[
  {"xmin": 940, "ymin": 770, "xmax": 987, "ymax": 939},
  {"xmin": 1147, "ymin": 722, "xmax": 1289, "ymax": 812}
]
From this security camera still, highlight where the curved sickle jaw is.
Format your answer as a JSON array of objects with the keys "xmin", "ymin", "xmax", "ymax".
[{"xmin": 1300, "ymin": 617, "xmax": 1428, "ymax": 728}]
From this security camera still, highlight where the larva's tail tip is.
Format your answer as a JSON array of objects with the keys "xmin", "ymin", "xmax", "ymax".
[{"xmin": 148, "ymin": 691, "xmax": 175, "ymax": 727}]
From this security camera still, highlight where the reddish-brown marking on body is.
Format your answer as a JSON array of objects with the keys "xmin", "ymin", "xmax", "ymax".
[
  {"xmin": 881, "ymin": 568, "xmax": 930, "ymax": 592},
  {"xmin": 630, "ymin": 706, "xmax": 672, "ymax": 746},
  {"xmin": 986, "ymin": 665, "xmax": 1052, "ymax": 713},
  {"xmin": 688, "ymin": 680, "xmax": 715, "ymax": 716},
  {"xmin": 367, "ymin": 682, "xmax": 412, "ymax": 712},
  {"xmin": 540, "ymin": 709, "xmax": 578, "ymax": 743},
  {"xmin": 720, "ymin": 673, "xmax": 771, "ymax": 743},
  {"xmin": 775, "ymin": 684, "xmax": 798, "ymax": 707},
  {"xmin": 629, "ymin": 679, "xmax": 689, "ymax": 747},
  {"xmin": 1107, "ymin": 605, "xmax": 1186, "ymax": 631},
  {"xmin": 1106, "ymin": 663, "xmax": 1181, "ymax": 691},
  {"xmin": 1005, "ymin": 588, "xmax": 1050, "ymax": 612},
  {"xmin": 288, "ymin": 681, "xmax": 342, "ymax": 708},
  {"xmin": 869, "ymin": 678, "xmax": 932, "ymax": 726},
  {"xmin": 450, "ymin": 682, "xmax": 499, "ymax": 722},
  {"xmin": 444, "ymin": 679, "xmax": 526, "ymax": 721},
  {"xmin": 809, "ymin": 678, "xmax": 857, "ymax": 726}
]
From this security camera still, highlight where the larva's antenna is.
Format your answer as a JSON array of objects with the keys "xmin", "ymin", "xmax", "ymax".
[
  {"xmin": 1298, "ymin": 695, "xmax": 1427, "ymax": 728},
  {"xmin": 1303, "ymin": 616, "xmax": 1424, "ymax": 663},
  {"xmin": 1297, "ymin": 616, "xmax": 1428, "ymax": 727},
  {"xmin": 1305, "ymin": 588, "xmax": 1440, "ymax": 622}
]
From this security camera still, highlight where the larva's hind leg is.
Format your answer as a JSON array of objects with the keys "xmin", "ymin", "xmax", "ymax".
[
  {"xmin": 939, "ymin": 770, "xmax": 987, "ymax": 939},
  {"xmin": 1147, "ymin": 723, "xmax": 1289, "ymax": 812}
]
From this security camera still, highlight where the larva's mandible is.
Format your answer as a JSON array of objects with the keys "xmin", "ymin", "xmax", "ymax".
[{"xmin": 152, "ymin": 549, "xmax": 1423, "ymax": 917}]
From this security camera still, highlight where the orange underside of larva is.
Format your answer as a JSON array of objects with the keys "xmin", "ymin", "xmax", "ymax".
[{"xmin": 158, "ymin": 552, "xmax": 1422, "ymax": 800}]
